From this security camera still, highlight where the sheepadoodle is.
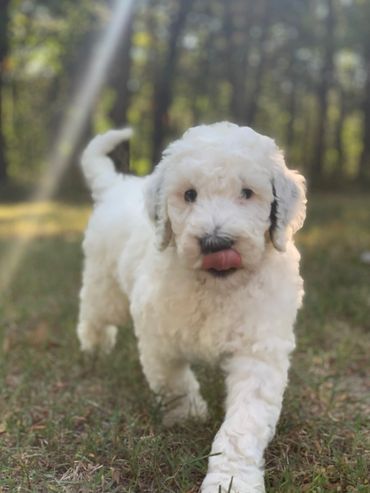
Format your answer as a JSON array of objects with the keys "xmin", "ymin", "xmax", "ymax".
[{"xmin": 77, "ymin": 122, "xmax": 306, "ymax": 493}]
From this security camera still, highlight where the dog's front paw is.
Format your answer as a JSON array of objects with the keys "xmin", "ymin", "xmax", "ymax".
[
  {"xmin": 163, "ymin": 393, "xmax": 208, "ymax": 427},
  {"xmin": 201, "ymin": 472, "xmax": 265, "ymax": 493}
]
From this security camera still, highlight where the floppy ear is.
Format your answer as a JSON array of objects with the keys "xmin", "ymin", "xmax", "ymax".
[
  {"xmin": 269, "ymin": 168, "xmax": 306, "ymax": 252},
  {"xmin": 145, "ymin": 163, "xmax": 172, "ymax": 250}
]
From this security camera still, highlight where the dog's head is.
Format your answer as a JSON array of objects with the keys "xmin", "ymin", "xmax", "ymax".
[{"xmin": 145, "ymin": 122, "xmax": 306, "ymax": 279}]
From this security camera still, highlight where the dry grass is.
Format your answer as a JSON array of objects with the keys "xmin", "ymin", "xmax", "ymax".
[{"xmin": 0, "ymin": 193, "xmax": 369, "ymax": 492}]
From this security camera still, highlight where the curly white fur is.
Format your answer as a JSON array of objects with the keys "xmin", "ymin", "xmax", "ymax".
[{"xmin": 77, "ymin": 122, "xmax": 306, "ymax": 493}]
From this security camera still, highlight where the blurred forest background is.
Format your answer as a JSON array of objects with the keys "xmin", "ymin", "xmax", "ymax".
[
  {"xmin": 1, "ymin": 2, "xmax": 370, "ymax": 490},
  {"xmin": 0, "ymin": 0, "xmax": 370, "ymax": 194}
]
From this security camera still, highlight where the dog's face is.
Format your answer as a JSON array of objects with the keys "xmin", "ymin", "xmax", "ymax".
[{"xmin": 146, "ymin": 123, "xmax": 306, "ymax": 279}]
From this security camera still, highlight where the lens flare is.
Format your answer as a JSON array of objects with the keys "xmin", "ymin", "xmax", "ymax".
[{"xmin": 0, "ymin": 0, "xmax": 135, "ymax": 295}]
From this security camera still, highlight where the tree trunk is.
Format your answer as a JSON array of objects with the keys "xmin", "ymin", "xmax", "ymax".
[
  {"xmin": 190, "ymin": 2, "xmax": 227, "ymax": 124},
  {"xmin": 0, "ymin": 0, "xmax": 11, "ymax": 183},
  {"xmin": 151, "ymin": 0, "xmax": 194, "ymax": 166},
  {"xmin": 301, "ymin": 105, "xmax": 312, "ymax": 171},
  {"xmin": 333, "ymin": 87, "xmax": 346, "ymax": 180},
  {"xmin": 223, "ymin": 0, "xmax": 254, "ymax": 124},
  {"xmin": 245, "ymin": 0, "xmax": 272, "ymax": 126},
  {"xmin": 358, "ymin": 54, "xmax": 370, "ymax": 183},
  {"xmin": 311, "ymin": 0, "xmax": 335, "ymax": 187},
  {"xmin": 285, "ymin": 55, "xmax": 299, "ymax": 151},
  {"xmin": 286, "ymin": 86, "xmax": 297, "ymax": 149},
  {"xmin": 108, "ymin": 2, "xmax": 135, "ymax": 126}
]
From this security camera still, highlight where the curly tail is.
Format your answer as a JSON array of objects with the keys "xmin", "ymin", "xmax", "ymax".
[{"xmin": 81, "ymin": 128, "xmax": 133, "ymax": 200}]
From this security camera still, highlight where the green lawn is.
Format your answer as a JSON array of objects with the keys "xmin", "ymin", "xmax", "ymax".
[{"xmin": 0, "ymin": 194, "xmax": 369, "ymax": 492}]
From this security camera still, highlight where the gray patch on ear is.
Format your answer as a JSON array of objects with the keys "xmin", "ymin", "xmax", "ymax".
[
  {"xmin": 270, "ymin": 169, "xmax": 306, "ymax": 252},
  {"xmin": 145, "ymin": 165, "xmax": 173, "ymax": 251}
]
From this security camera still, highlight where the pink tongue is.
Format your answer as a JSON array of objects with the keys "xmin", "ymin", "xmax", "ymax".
[{"xmin": 202, "ymin": 249, "xmax": 242, "ymax": 271}]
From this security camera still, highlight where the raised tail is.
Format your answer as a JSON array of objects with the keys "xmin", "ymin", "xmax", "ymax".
[{"xmin": 81, "ymin": 128, "xmax": 133, "ymax": 200}]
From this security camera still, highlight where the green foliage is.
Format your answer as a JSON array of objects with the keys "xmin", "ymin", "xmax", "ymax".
[{"xmin": 1, "ymin": 0, "xmax": 370, "ymax": 185}]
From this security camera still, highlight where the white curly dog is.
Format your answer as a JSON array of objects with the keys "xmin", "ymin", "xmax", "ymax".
[{"xmin": 77, "ymin": 122, "xmax": 306, "ymax": 493}]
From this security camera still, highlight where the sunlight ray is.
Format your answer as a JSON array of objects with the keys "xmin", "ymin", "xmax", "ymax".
[{"xmin": 0, "ymin": 0, "xmax": 135, "ymax": 295}]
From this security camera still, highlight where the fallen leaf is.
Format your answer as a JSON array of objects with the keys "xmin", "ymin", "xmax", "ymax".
[
  {"xmin": 30, "ymin": 424, "xmax": 46, "ymax": 431},
  {"xmin": 53, "ymin": 380, "xmax": 68, "ymax": 391},
  {"xmin": 28, "ymin": 321, "xmax": 49, "ymax": 347},
  {"xmin": 111, "ymin": 468, "xmax": 120, "ymax": 484}
]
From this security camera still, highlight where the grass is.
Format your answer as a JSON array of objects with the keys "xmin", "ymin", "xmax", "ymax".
[{"xmin": 0, "ymin": 193, "xmax": 369, "ymax": 492}]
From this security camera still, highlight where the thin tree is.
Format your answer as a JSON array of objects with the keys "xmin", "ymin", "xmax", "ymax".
[
  {"xmin": 311, "ymin": 0, "xmax": 335, "ymax": 187},
  {"xmin": 358, "ymin": 52, "xmax": 370, "ymax": 183},
  {"xmin": 151, "ymin": 0, "xmax": 194, "ymax": 165},
  {"xmin": 333, "ymin": 86, "xmax": 346, "ymax": 180},
  {"xmin": 223, "ymin": 0, "xmax": 254, "ymax": 124},
  {"xmin": 0, "ymin": 0, "xmax": 11, "ymax": 183},
  {"xmin": 245, "ymin": 0, "xmax": 273, "ymax": 126},
  {"xmin": 108, "ymin": 1, "xmax": 135, "ymax": 126}
]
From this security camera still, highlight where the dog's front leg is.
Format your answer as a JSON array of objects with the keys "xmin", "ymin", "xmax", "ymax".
[
  {"xmin": 201, "ymin": 348, "xmax": 291, "ymax": 493},
  {"xmin": 137, "ymin": 335, "xmax": 208, "ymax": 426}
]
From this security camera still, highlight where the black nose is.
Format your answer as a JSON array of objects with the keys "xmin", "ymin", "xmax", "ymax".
[{"xmin": 199, "ymin": 234, "xmax": 234, "ymax": 254}]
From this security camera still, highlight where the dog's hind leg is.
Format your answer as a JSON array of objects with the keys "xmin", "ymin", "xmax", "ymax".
[{"xmin": 77, "ymin": 261, "xmax": 130, "ymax": 354}]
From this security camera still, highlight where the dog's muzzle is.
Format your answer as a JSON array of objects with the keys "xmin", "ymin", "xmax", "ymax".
[{"xmin": 199, "ymin": 235, "xmax": 241, "ymax": 277}]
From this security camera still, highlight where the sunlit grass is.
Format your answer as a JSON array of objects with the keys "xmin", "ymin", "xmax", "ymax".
[
  {"xmin": 0, "ymin": 202, "xmax": 90, "ymax": 238},
  {"xmin": 298, "ymin": 193, "xmax": 370, "ymax": 250}
]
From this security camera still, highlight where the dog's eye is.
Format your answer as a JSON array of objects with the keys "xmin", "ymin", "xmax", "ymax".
[
  {"xmin": 241, "ymin": 188, "xmax": 254, "ymax": 199},
  {"xmin": 184, "ymin": 189, "xmax": 197, "ymax": 203}
]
